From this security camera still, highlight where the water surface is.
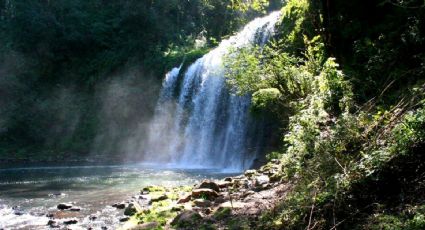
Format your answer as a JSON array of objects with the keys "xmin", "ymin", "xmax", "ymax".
[{"xmin": 0, "ymin": 163, "xmax": 233, "ymax": 229}]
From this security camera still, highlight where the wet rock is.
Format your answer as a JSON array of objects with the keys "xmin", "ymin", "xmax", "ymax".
[
  {"xmin": 57, "ymin": 203, "xmax": 73, "ymax": 210},
  {"xmin": 150, "ymin": 194, "xmax": 168, "ymax": 203},
  {"xmin": 171, "ymin": 210, "xmax": 202, "ymax": 227},
  {"xmin": 255, "ymin": 175, "xmax": 270, "ymax": 186},
  {"xmin": 124, "ymin": 204, "xmax": 137, "ymax": 216},
  {"xmin": 129, "ymin": 222, "xmax": 159, "ymax": 230},
  {"xmin": 224, "ymin": 177, "xmax": 233, "ymax": 182},
  {"xmin": 101, "ymin": 227, "xmax": 108, "ymax": 230},
  {"xmin": 89, "ymin": 215, "xmax": 97, "ymax": 221},
  {"xmin": 112, "ymin": 203, "xmax": 126, "ymax": 209},
  {"xmin": 193, "ymin": 199, "xmax": 212, "ymax": 207},
  {"xmin": 197, "ymin": 180, "xmax": 220, "ymax": 192},
  {"xmin": 192, "ymin": 189, "xmax": 219, "ymax": 200},
  {"xmin": 46, "ymin": 213, "xmax": 54, "ymax": 218},
  {"xmin": 14, "ymin": 211, "xmax": 24, "ymax": 216},
  {"xmin": 63, "ymin": 219, "xmax": 78, "ymax": 225},
  {"xmin": 119, "ymin": 216, "xmax": 130, "ymax": 222},
  {"xmin": 47, "ymin": 220, "xmax": 58, "ymax": 228},
  {"xmin": 177, "ymin": 193, "xmax": 192, "ymax": 204},
  {"xmin": 69, "ymin": 207, "xmax": 81, "ymax": 212}
]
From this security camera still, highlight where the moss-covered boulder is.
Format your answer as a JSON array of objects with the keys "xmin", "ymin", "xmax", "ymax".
[{"xmin": 171, "ymin": 210, "xmax": 202, "ymax": 228}]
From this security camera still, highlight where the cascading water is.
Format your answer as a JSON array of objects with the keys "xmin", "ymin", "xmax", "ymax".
[{"xmin": 145, "ymin": 11, "xmax": 281, "ymax": 171}]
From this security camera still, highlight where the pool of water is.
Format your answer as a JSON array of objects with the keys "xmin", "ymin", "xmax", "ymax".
[{"xmin": 0, "ymin": 163, "xmax": 235, "ymax": 229}]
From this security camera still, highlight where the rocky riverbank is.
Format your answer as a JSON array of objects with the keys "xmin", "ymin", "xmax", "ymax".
[{"xmin": 117, "ymin": 160, "xmax": 288, "ymax": 230}]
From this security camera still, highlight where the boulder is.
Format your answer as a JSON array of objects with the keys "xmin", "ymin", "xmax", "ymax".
[
  {"xmin": 171, "ymin": 210, "xmax": 202, "ymax": 228},
  {"xmin": 192, "ymin": 189, "xmax": 219, "ymax": 200},
  {"xmin": 255, "ymin": 175, "xmax": 270, "ymax": 186},
  {"xmin": 197, "ymin": 180, "xmax": 220, "ymax": 192},
  {"xmin": 57, "ymin": 203, "xmax": 73, "ymax": 210},
  {"xmin": 177, "ymin": 193, "xmax": 192, "ymax": 204}
]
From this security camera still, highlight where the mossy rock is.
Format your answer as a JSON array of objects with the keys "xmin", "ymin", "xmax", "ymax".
[
  {"xmin": 124, "ymin": 204, "xmax": 138, "ymax": 216},
  {"xmin": 142, "ymin": 186, "xmax": 166, "ymax": 193},
  {"xmin": 213, "ymin": 207, "xmax": 232, "ymax": 221}
]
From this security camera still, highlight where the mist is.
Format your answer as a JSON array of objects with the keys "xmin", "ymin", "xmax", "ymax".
[{"xmin": 91, "ymin": 66, "xmax": 162, "ymax": 162}]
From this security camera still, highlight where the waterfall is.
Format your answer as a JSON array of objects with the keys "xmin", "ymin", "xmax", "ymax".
[{"xmin": 145, "ymin": 11, "xmax": 281, "ymax": 171}]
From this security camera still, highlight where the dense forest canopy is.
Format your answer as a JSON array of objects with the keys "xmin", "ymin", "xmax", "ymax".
[{"xmin": 0, "ymin": 0, "xmax": 283, "ymax": 161}]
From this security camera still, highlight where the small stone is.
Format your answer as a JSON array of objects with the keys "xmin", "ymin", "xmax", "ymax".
[
  {"xmin": 119, "ymin": 217, "xmax": 130, "ymax": 222},
  {"xmin": 57, "ymin": 203, "xmax": 73, "ymax": 210},
  {"xmin": 197, "ymin": 180, "xmax": 220, "ymax": 192},
  {"xmin": 224, "ymin": 177, "xmax": 233, "ymax": 182},
  {"xmin": 63, "ymin": 219, "xmax": 78, "ymax": 225},
  {"xmin": 192, "ymin": 189, "xmax": 219, "ymax": 200},
  {"xmin": 177, "ymin": 193, "xmax": 192, "ymax": 204},
  {"xmin": 89, "ymin": 215, "xmax": 97, "ymax": 221},
  {"xmin": 69, "ymin": 207, "xmax": 81, "ymax": 212},
  {"xmin": 171, "ymin": 206, "xmax": 184, "ymax": 212},
  {"xmin": 46, "ymin": 213, "xmax": 54, "ymax": 218}
]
